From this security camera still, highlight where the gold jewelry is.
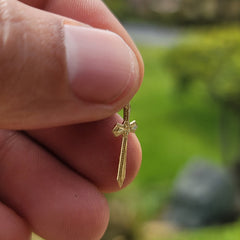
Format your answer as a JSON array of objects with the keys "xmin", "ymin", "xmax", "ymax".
[{"xmin": 113, "ymin": 103, "xmax": 137, "ymax": 187}]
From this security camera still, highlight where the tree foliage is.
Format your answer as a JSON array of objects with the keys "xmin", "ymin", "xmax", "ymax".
[{"xmin": 166, "ymin": 26, "xmax": 240, "ymax": 111}]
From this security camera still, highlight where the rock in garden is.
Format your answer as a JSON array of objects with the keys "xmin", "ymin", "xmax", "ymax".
[{"xmin": 164, "ymin": 159, "xmax": 237, "ymax": 228}]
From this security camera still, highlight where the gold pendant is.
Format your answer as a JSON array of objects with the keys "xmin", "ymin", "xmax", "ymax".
[{"xmin": 112, "ymin": 103, "xmax": 137, "ymax": 187}]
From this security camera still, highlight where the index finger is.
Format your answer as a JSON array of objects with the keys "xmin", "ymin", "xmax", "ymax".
[{"xmin": 21, "ymin": 0, "xmax": 144, "ymax": 82}]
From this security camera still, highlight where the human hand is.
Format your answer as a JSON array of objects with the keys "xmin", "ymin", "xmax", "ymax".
[{"xmin": 0, "ymin": 0, "xmax": 143, "ymax": 239}]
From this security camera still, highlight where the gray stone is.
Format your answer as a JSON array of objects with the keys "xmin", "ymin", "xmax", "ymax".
[{"xmin": 165, "ymin": 159, "xmax": 237, "ymax": 228}]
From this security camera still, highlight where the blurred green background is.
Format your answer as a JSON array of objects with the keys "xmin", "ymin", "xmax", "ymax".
[
  {"xmin": 33, "ymin": 1, "xmax": 240, "ymax": 239},
  {"xmin": 102, "ymin": 1, "xmax": 240, "ymax": 240}
]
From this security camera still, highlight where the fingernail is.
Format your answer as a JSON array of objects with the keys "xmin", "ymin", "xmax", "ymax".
[{"xmin": 64, "ymin": 25, "xmax": 139, "ymax": 103}]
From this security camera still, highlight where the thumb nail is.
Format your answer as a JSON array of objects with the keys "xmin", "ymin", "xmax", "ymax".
[{"xmin": 64, "ymin": 25, "xmax": 139, "ymax": 103}]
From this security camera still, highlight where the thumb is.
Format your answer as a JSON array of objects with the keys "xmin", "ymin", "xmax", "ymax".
[{"xmin": 0, "ymin": 0, "xmax": 140, "ymax": 130}]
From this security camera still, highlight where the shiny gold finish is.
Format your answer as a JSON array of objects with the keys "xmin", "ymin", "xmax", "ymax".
[{"xmin": 113, "ymin": 103, "xmax": 137, "ymax": 187}]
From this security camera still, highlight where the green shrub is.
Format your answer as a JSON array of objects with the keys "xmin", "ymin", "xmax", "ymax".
[
  {"xmin": 103, "ymin": 0, "xmax": 134, "ymax": 20},
  {"xmin": 166, "ymin": 26, "xmax": 240, "ymax": 110}
]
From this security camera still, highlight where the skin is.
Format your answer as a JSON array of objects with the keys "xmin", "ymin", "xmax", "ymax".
[{"xmin": 0, "ymin": 0, "xmax": 144, "ymax": 240}]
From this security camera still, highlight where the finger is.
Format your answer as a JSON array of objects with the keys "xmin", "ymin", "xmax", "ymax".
[
  {"xmin": 0, "ymin": 202, "xmax": 31, "ymax": 240},
  {"xmin": 20, "ymin": 0, "xmax": 144, "ymax": 78},
  {"xmin": 0, "ymin": 0, "xmax": 140, "ymax": 129},
  {"xmin": 0, "ymin": 130, "xmax": 109, "ymax": 240},
  {"xmin": 27, "ymin": 115, "xmax": 142, "ymax": 192}
]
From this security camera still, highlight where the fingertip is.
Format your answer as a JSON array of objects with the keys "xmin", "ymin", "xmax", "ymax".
[
  {"xmin": 27, "ymin": 115, "xmax": 142, "ymax": 194},
  {"xmin": 64, "ymin": 24, "xmax": 140, "ymax": 104}
]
